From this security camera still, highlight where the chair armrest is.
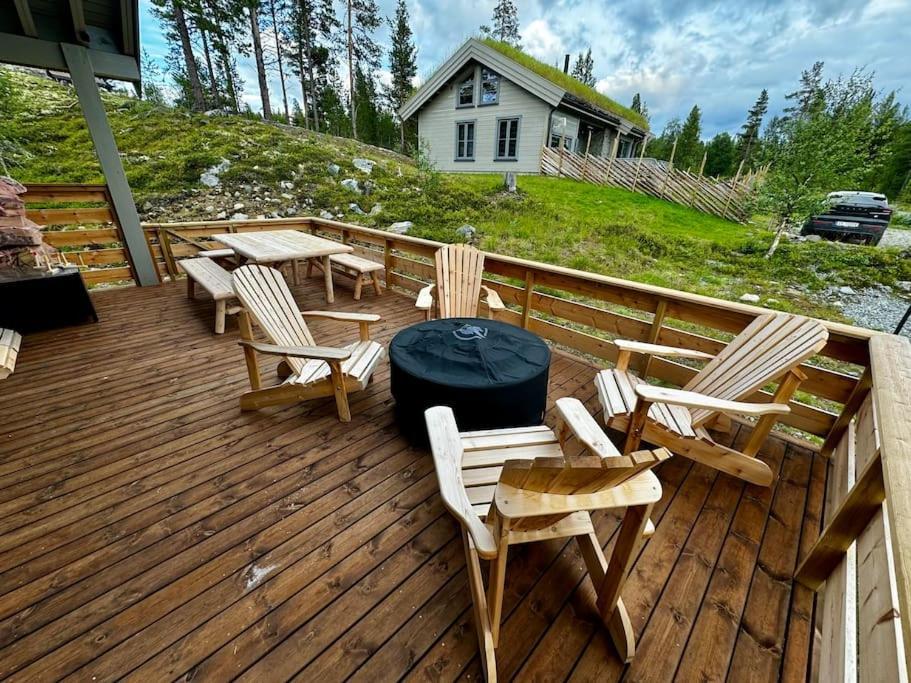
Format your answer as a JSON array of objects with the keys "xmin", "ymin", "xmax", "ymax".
[
  {"xmin": 613, "ymin": 339, "xmax": 714, "ymax": 360},
  {"xmin": 415, "ymin": 284, "xmax": 435, "ymax": 310},
  {"xmin": 555, "ymin": 397, "xmax": 620, "ymax": 459},
  {"xmin": 300, "ymin": 310, "xmax": 381, "ymax": 323},
  {"xmin": 239, "ymin": 340, "xmax": 351, "ymax": 361},
  {"xmin": 633, "ymin": 384, "xmax": 790, "ymax": 417},
  {"xmin": 480, "ymin": 285, "xmax": 505, "ymax": 311}
]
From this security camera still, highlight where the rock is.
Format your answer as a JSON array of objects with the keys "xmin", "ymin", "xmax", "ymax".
[
  {"xmin": 805, "ymin": 234, "xmax": 823, "ymax": 242},
  {"xmin": 456, "ymin": 224, "xmax": 477, "ymax": 240},
  {"xmin": 281, "ymin": 193, "xmax": 294, "ymax": 200},
  {"xmin": 233, "ymin": 202, "xmax": 245, "ymax": 211},
  {"xmin": 348, "ymin": 203, "xmax": 367, "ymax": 215},
  {"xmin": 369, "ymin": 204, "xmax": 382, "ymax": 216},
  {"xmin": 205, "ymin": 205, "xmax": 215, "ymax": 213},
  {"xmin": 898, "ymin": 281, "xmax": 911, "ymax": 292},
  {"xmin": 200, "ymin": 158, "xmax": 230, "ymax": 187},
  {"xmin": 340, "ymin": 178, "xmax": 361, "ymax": 194},
  {"xmin": 352, "ymin": 158, "xmax": 375, "ymax": 174},
  {"xmin": 832, "ymin": 300, "xmax": 845, "ymax": 308},
  {"xmin": 216, "ymin": 211, "xmax": 227, "ymax": 220},
  {"xmin": 839, "ymin": 286, "xmax": 855, "ymax": 295},
  {"xmin": 388, "ymin": 221, "xmax": 413, "ymax": 234},
  {"xmin": 279, "ymin": 180, "xmax": 294, "ymax": 190},
  {"xmin": 142, "ymin": 201, "xmax": 154, "ymax": 211},
  {"xmin": 739, "ymin": 293, "xmax": 760, "ymax": 303},
  {"xmin": 327, "ymin": 163, "xmax": 340, "ymax": 176},
  {"xmin": 320, "ymin": 210, "xmax": 334, "ymax": 220},
  {"xmin": 766, "ymin": 298, "xmax": 779, "ymax": 305},
  {"xmin": 361, "ymin": 181, "xmax": 374, "ymax": 196},
  {"xmin": 231, "ymin": 213, "xmax": 249, "ymax": 221}
]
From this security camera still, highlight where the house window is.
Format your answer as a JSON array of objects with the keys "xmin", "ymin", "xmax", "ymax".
[
  {"xmin": 549, "ymin": 134, "xmax": 574, "ymax": 151},
  {"xmin": 456, "ymin": 121, "xmax": 475, "ymax": 160},
  {"xmin": 480, "ymin": 68, "xmax": 500, "ymax": 105},
  {"xmin": 457, "ymin": 75, "xmax": 474, "ymax": 107},
  {"xmin": 495, "ymin": 118, "xmax": 520, "ymax": 160}
]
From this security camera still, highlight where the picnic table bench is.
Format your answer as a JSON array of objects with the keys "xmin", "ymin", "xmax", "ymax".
[
  {"xmin": 178, "ymin": 257, "xmax": 241, "ymax": 334},
  {"xmin": 307, "ymin": 252, "xmax": 383, "ymax": 300}
]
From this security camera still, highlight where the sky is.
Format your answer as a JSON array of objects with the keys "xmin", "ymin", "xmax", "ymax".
[{"xmin": 139, "ymin": 0, "xmax": 911, "ymax": 138}]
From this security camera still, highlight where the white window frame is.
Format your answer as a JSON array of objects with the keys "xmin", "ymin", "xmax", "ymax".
[
  {"xmin": 495, "ymin": 117, "xmax": 521, "ymax": 161},
  {"xmin": 479, "ymin": 68, "xmax": 500, "ymax": 106},
  {"xmin": 455, "ymin": 120, "xmax": 476, "ymax": 161},
  {"xmin": 456, "ymin": 73, "xmax": 475, "ymax": 108}
]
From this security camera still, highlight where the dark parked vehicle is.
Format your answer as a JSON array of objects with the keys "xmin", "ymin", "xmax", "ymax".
[{"xmin": 801, "ymin": 191, "xmax": 894, "ymax": 245}]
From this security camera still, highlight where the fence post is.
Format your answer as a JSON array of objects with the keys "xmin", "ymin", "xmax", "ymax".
[
  {"xmin": 659, "ymin": 136, "xmax": 678, "ymax": 199},
  {"xmin": 605, "ymin": 135, "xmax": 620, "ymax": 186},
  {"xmin": 521, "ymin": 271, "xmax": 535, "ymax": 329},
  {"xmin": 631, "ymin": 138, "xmax": 648, "ymax": 192},
  {"xmin": 689, "ymin": 152, "xmax": 707, "ymax": 207},
  {"xmin": 557, "ymin": 137, "xmax": 566, "ymax": 176},
  {"xmin": 722, "ymin": 159, "xmax": 746, "ymax": 220},
  {"xmin": 581, "ymin": 130, "xmax": 593, "ymax": 182}
]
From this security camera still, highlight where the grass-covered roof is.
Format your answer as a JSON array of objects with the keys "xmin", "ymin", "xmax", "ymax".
[{"xmin": 481, "ymin": 38, "xmax": 649, "ymax": 130}]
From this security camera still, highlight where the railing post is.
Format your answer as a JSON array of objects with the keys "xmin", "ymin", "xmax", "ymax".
[
  {"xmin": 521, "ymin": 271, "xmax": 535, "ymax": 329},
  {"xmin": 157, "ymin": 227, "xmax": 178, "ymax": 279},
  {"xmin": 384, "ymin": 238, "xmax": 395, "ymax": 289},
  {"xmin": 640, "ymin": 299, "xmax": 667, "ymax": 378}
]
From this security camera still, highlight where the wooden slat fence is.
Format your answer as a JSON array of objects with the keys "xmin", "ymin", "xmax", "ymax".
[{"xmin": 540, "ymin": 146, "xmax": 760, "ymax": 222}]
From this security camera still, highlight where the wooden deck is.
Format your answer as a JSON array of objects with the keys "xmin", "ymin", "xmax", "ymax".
[{"xmin": 0, "ymin": 277, "xmax": 824, "ymax": 682}]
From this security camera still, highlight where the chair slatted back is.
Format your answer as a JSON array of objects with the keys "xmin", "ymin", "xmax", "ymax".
[
  {"xmin": 232, "ymin": 265, "xmax": 316, "ymax": 375},
  {"xmin": 435, "ymin": 244, "xmax": 485, "ymax": 319},
  {"xmin": 683, "ymin": 313, "xmax": 829, "ymax": 427}
]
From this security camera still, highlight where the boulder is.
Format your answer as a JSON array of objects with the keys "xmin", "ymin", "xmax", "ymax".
[
  {"xmin": 327, "ymin": 163, "xmax": 341, "ymax": 176},
  {"xmin": 200, "ymin": 159, "xmax": 230, "ymax": 188},
  {"xmin": 320, "ymin": 210, "xmax": 335, "ymax": 220},
  {"xmin": 388, "ymin": 221, "xmax": 413, "ymax": 234},
  {"xmin": 352, "ymin": 158, "xmax": 375, "ymax": 174},
  {"xmin": 739, "ymin": 293, "xmax": 760, "ymax": 303},
  {"xmin": 340, "ymin": 178, "xmax": 361, "ymax": 194},
  {"xmin": 231, "ymin": 213, "xmax": 249, "ymax": 221},
  {"xmin": 456, "ymin": 224, "xmax": 477, "ymax": 240},
  {"xmin": 348, "ymin": 203, "xmax": 367, "ymax": 216},
  {"xmin": 369, "ymin": 204, "xmax": 382, "ymax": 216},
  {"xmin": 279, "ymin": 180, "xmax": 294, "ymax": 190},
  {"xmin": 216, "ymin": 211, "xmax": 227, "ymax": 220},
  {"xmin": 838, "ymin": 285, "xmax": 855, "ymax": 295},
  {"xmin": 233, "ymin": 202, "xmax": 245, "ymax": 211},
  {"xmin": 805, "ymin": 234, "xmax": 823, "ymax": 242}
]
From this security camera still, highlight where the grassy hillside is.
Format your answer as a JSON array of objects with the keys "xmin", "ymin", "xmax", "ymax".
[{"xmin": 2, "ymin": 68, "xmax": 909, "ymax": 323}]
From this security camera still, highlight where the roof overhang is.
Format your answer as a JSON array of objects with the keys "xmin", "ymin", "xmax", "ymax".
[
  {"xmin": 400, "ymin": 38, "xmax": 565, "ymax": 121},
  {"xmin": 0, "ymin": 0, "xmax": 140, "ymax": 82}
]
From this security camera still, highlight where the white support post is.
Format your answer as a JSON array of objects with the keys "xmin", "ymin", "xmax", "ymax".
[{"xmin": 61, "ymin": 43, "xmax": 159, "ymax": 285}]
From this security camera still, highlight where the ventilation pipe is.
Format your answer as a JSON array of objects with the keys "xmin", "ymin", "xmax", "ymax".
[{"xmin": 563, "ymin": 54, "xmax": 570, "ymax": 73}]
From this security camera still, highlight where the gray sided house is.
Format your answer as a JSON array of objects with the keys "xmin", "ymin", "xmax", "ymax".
[{"xmin": 400, "ymin": 38, "xmax": 649, "ymax": 174}]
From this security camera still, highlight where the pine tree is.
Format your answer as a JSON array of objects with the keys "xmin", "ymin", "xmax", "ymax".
[
  {"xmin": 151, "ymin": 0, "xmax": 206, "ymax": 110},
  {"xmin": 289, "ymin": 0, "xmax": 338, "ymax": 130},
  {"xmin": 344, "ymin": 0, "xmax": 382, "ymax": 139},
  {"xmin": 484, "ymin": 0, "xmax": 520, "ymax": 47},
  {"xmin": 571, "ymin": 49, "xmax": 595, "ymax": 87},
  {"xmin": 676, "ymin": 105, "xmax": 703, "ymax": 171},
  {"xmin": 247, "ymin": 0, "xmax": 272, "ymax": 119},
  {"xmin": 704, "ymin": 132, "xmax": 736, "ymax": 177},
  {"xmin": 736, "ymin": 88, "xmax": 768, "ymax": 168},
  {"xmin": 140, "ymin": 50, "xmax": 168, "ymax": 105},
  {"xmin": 263, "ymin": 0, "xmax": 291, "ymax": 121},
  {"xmin": 784, "ymin": 61, "xmax": 824, "ymax": 117},
  {"xmin": 387, "ymin": 0, "xmax": 417, "ymax": 151},
  {"xmin": 630, "ymin": 92, "xmax": 649, "ymax": 121}
]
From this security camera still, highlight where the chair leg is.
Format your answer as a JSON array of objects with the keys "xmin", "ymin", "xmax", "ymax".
[
  {"xmin": 371, "ymin": 272, "xmax": 383, "ymax": 296},
  {"xmin": 214, "ymin": 299, "xmax": 226, "ymax": 334},
  {"xmin": 463, "ymin": 530, "xmax": 497, "ymax": 682},
  {"xmin": 328, "ymin": 362, "xmax": 351, "ymax": 422},
  {"xmin": 596, "ymin": 504, "xmax": 652, "ymax": 619},
  {"xmin": 487, "ymin": 534, "xmax": 509, "ymax": 647}
]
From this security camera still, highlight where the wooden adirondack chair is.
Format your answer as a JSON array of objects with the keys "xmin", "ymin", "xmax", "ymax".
[
  {"xmin": 426, "ymin": 398, "xmax": 670, "ymax": 681},
  {"xmin": 415, "ymin": 244, "xmax": 505, "ymax": 320},
  {"xmin": 232, "ymin": 265, "xmax": 385, "ymax": 422},
  {"xmin": 597, "ymin": 313, "xmax": 828, "ymax": 487}
]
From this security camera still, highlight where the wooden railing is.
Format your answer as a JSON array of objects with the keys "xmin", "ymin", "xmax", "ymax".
[
  {"xmin": 794, "ymin": 334, "xmax": 911, "ymax": 681},
  {"xmin": 142, "ymin": 215, "xmax": 874, "ymax": 445},
  {"xmin": 23, "ymin": 183, "xmax": 144, "ymax": 286}
]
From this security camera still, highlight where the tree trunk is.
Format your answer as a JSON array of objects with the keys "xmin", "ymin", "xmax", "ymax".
[
  {"xmin": 268, "ymin": 0, "xmax": 290, "ymax": 121},
  {"xmin": 765, "ymin": 218, "xmax": 788, "ymax": 259},
  {"xmin": 347, "ymin": 0, "xmax": 357, "ymax": 139},
  {"xmin": 302, "ymin": 17, "xmax": 320, "ymax": 132},
  {"xmin": 248, "ymin": 4, "xmax": 271, "ymax": 119},
  {"xmin": 172, "ymin": 1, "xmax": 205, "ymax": 110},
  {"xmin": 219, "ymin": 48, "xmax": 240, "ymax": 111},
  {"xmin": 200, "ymin": 28, "xmax": 218, "ymax": 106},
  {"xmin": 296, "ymin": 44, "xmax": 310, "ymax": 129}
]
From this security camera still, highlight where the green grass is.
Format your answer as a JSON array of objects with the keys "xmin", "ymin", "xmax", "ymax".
[
  {"xmin": 480, "ymin": 39, "xmax": 649, "ymax": 130},
  {"xmin": 3, "ymin": 68, "xmax": 909, "ymax": 324}
]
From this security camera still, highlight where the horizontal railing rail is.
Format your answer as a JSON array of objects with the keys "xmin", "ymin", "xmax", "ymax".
[{"xmin": 142, "ymin": 215, "xmax": 877, "ymax": 445}]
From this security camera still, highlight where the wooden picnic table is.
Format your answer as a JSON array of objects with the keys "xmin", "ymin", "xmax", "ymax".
[{"xmin": 213, "ymin": 230, "xmax": 353, "ymax": 303}]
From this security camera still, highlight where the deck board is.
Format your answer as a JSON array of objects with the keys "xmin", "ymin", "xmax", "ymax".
[{"xmin": 0, "ymin": 278, "xmax": 823, "ymax": 681}]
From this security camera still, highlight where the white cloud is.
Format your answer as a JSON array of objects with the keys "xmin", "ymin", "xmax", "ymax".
[{"xmin": 522, "ymin": 19, "xmax": 564, "ymax": 62}]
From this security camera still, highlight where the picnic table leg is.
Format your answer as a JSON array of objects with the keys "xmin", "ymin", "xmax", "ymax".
[
  {"xmin": 292, "ymin": 259, "xmax": 301, "ymax": 285},
  {"xmin": 322, "ymin": 255, "xmax": 334, "ymax": 303}
]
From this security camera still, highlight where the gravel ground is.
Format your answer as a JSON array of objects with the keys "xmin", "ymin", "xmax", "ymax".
[
  {"xmin": 879, "ymin": 227, "xmax": 911, "ymax": 248},
  {"xmin": 835, "ymin": 287, "xmax": 911, "ymax": 337}
]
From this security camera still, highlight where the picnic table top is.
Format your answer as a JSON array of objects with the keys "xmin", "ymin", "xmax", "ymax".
[{"xmin": 212, "ymin": 230, "xmax": 353, "ymax": 262}]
